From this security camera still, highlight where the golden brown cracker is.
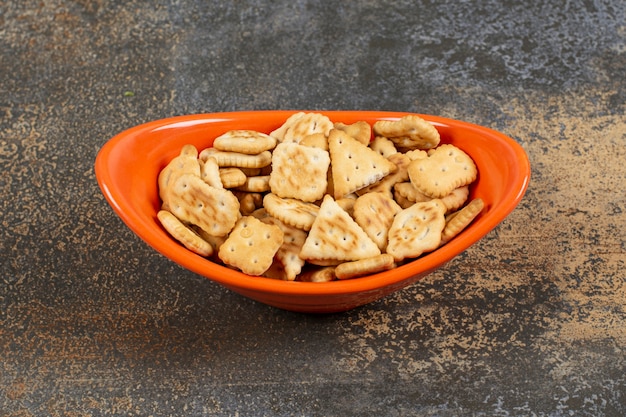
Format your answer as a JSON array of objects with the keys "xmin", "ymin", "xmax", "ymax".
[
  {"xmin": 441, "ymin": 198, "xmax": 484, "ymax": 244},
  {"xmin": 373, "ymin": 114, "xmax": 441, "ymax": 150},
  {"xmin": 213, "ymin": 129, "xmax": 277, "ymax": 154},
  {"xmin": 335, "ymin": 254, "xmax": 395, "ymax": 280},
  {"xmin": 168, "ymin": 174, "xmax": 240, "ymax": 237},
  {"xmin": 408, "ymin": 144, "xmax": 477, "ymax": 198},
  {"xmin": 263, "ymin": 193, "xmax": 320, "ymax": 231},
  {"xmin": 386, "ymin": 199, "xmax": 447, "ymax": 261},
  {"xmin": 270, "ymin": 112, "xmax": 334, "ymax": 143},
  {"xmin": 328, "ymin": 129, "xmax": 397, "ymax": 199},
  {"xmin": 353, "ymin": 192, "xmax": 402, "ymax": 251},
  {"xmin": 269, "ymin": 142, "xmax": 330, "ymax": 202},
  {"xmin": 157, "ymin": 210, "xmax": 213, "ymax": 257},
  {"xmin": 300, "ymin": 195, "xmax": 381, "ymax": 263},
  {"xmin": 334, "ymin": 121, "xmax": 372, "ymax": 145},
  {"xmin": 218, "ymin": 216, "xmax": 284, "ymax": 276}
]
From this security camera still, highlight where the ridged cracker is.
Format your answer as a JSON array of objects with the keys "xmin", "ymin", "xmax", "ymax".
[
  {"xmin": 386, "ymin": 199, "xmax": 447, "ymax": 262},
  {"xmin": 300, "ymin": 195, "xmax": 381, "ymax": 263},
  {"xmin": 373, "ymin": 114, "xmax": 441, "ymax": 150},
  {"xmin": 408, "ymin": 144, "xmax": 477, "ymax": 198},
  {"xmin": 219, "ymin": 167, "xmax": 248, "ymax": 188},
  {"xmin": 441, "ymin": 198, "xmax": 484, "ymax": 244},
  {"xmin": 213, "ymin": 129, "xmax": 277, "ymax": 154},
  {"xmin": 200, "ymin": 148, "xmax": 272, "ymax": 169},
  {"xmin": 263, "ymin": 193, "xmax": 320, "ymax": 231},
  {"xmin": 218, "ymin": 216, "xmax": 284, "ymax": 276},
  {"xmin": 157, "ymin": 210, "xmax": 213, "ymax": 257},
  {"xmin": 335, "ymin": 254, "xmax": 395, "ymax": 280},
  {"xmin": 328, "ymin": 129, "xmax": 397, "ymax": 199}
]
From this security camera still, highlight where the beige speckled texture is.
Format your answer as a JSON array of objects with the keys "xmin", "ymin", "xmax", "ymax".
[{"xmin": 1, "ymin": 0, "xmax": 625, "ymax": 416}]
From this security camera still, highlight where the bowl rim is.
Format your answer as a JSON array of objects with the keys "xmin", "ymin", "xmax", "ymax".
[{"xmin": 95, "ymin": 110, "xmax": 530, "ymax": 297}]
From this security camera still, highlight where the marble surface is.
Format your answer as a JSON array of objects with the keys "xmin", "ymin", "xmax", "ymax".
[{"xmin": 1, "ymin": 0, "xmax": 625, "ymax": 415}]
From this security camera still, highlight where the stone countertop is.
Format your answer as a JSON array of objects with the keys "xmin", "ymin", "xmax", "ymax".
[{"xmin": 1, "ymin": 1, "xmax": 624, "ymax": 416}]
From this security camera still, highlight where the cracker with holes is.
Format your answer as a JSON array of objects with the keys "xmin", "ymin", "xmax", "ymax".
[
  {"xmin": 334, "ymin": 121, "xmax": 372, "ymax": 145},
  {"xmin": 218, "ymin": 216, "xmax": 284, "ymax": 276},
  {"xmin": 300, "ymin": 195, "xmax": 381, "ymax": 263},
  {"xmin": 353, "ymin": 192, "xmax": 402, "ymax": 251},
  {"xmin": 157, "ymin": 210, "xmax": 213, "ymax": 257},
  {"xmin": 219, "ymin": 167, "xmax": 248, "ymax": 188},
  {"xmin": 201, "ymin": 156, "xmax": 223, "ymax": 189},
  {"xmin": 269, "ymin": 142, "xmax": 330, "ymax": 202},
  {"xmin": 270, "ymin": 112, "xmax": 334, "ymax": 143},
  {"xmin": 441, "ymin": 198, "xmax": 484, "ymax": 244},
  {"xmin": 261, "ymin": 216, "xmax": 308, "ymax": 281},
  {"xmin": 408, "ymin": 144, "xmax": 477, "ymax": 198},
  {"xmin": 263, "ymin": 193, "xmax": 320, "ymax": 231},
  {"xmin": 168, "ymin": 174, "xmax": 240, "ymax": 237},
  {"xmin": 357, "ymin": 152, "xmax": 410, "ymax": 198},
  {"xmin": 386, "ymin": 199, "xmax": 447, "ymax": 262},
  {"xmin": 158, "ymin": 144, "xmax": 201, "ymax": 211},
  {"xmin": 213, "ymin": 130, "xmax": 277, "ymax": 154},
  {"xmin": 328, "ymin": 129, "xmax": 397, "ymax": 199},
  {"xmin": 373, "ymin": 114, "xmax": 441, "ymax": 150}
]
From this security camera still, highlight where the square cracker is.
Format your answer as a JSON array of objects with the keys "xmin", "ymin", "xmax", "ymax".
[
  {"xmin": 269, "ymin": 142, "xmax": 330, "ymax": 202},
  {"xmin": 218, "ymin": 216, "xmax": 284, "ymax": 276}
]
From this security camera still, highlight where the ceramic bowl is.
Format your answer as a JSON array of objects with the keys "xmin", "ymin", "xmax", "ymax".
[{"xmin": 95, "ymin": 111, "xmax": 530, "ymax": 313}]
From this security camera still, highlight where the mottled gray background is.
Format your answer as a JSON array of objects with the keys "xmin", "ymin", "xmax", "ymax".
[{"xmin": 1, "ymin": 0, "xmax": 625, "ymax": 416}]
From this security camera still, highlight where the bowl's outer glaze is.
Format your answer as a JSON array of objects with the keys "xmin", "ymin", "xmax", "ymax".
[{"xmin": 95, "ymin": 111, "xmax": 530, "ymax": 313}]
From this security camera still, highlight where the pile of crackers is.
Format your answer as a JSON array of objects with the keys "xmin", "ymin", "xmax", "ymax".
[{"xmin": 157, "ymin": 112, "xmax": 483, "ymax": 282}]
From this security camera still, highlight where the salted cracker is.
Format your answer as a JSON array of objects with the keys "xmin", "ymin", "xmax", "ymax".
[
  {"xmin": 219, "ymin": 167, "xmax": 248, "ymax": 188},
  {"xmin": 328, "ymin": 129, "xmax": 397, "ymax": 199},
  {"xmin": 213, "ymin": 129, "xmax": 277, "ymax": 154},
  {"xmin": 353, "ymin": 192, "xmax": 402, "ymax": 251},
  {"xmin": 386, "ymin": 199, "xmax": 447, "ymax": 262},
  {"xmin": 270, "ymin": 112, "xmax": 334, "ymax": 143},
  {"xmin": 261, "ymin": 216, "xmax": 308, "ymax": 281},
  {"xmin": 335, "ymin": 254, "xmax": 395, "ymax": 280},
  {"xmin": 158, "ymin": 144, "xmax": 201, "ymax": 210},
  {"xmin": 263, "ymin": 193, "xmax": 320, "ymax": 231},
  {"xmin": 333, "ymin": 121, "xmax": 372, "ymax": 145},
  {"xmin": 408, "ymin": 144, "xmax": 477, "ymax": 198},
  {"xmin": 441, "ymin": 198, "xmax": 484, "ymax": 244},
  {"xmin": 200, "ymin": 156, "xmax": 223, "ymax": 189},
  {"xmin": 157, "ymin": 210, "xmax": 213, "ymax": 257},
  {"xmin": 218, "ymin": 216, "xmax": 284, "ymax": 276},
  {"xmin": 168, "ymin": 174, "xmax": 240, "ymax": 237},
  {"xmin": 369, "ymin": 136, "xmax": 398, "ymax": 158},
  {"xmin": 269, "ymin": 141, "xmax": 330, "ymax": 202},
  {"xmin": 299, "ymin": 195, "xmax": 381, "ymax": 263},
  {"xmin": 373, "ymin": 114, "xmax": 441, "ymax": 150},
  {"xmin": 357, "ymin": 152, "xmax": 410, "ymax": 198}
]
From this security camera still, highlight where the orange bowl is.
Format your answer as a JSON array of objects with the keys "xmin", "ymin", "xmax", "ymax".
[{"xmin": 95, "ymin": 111, "xmax": 530, "ymax": 313}]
